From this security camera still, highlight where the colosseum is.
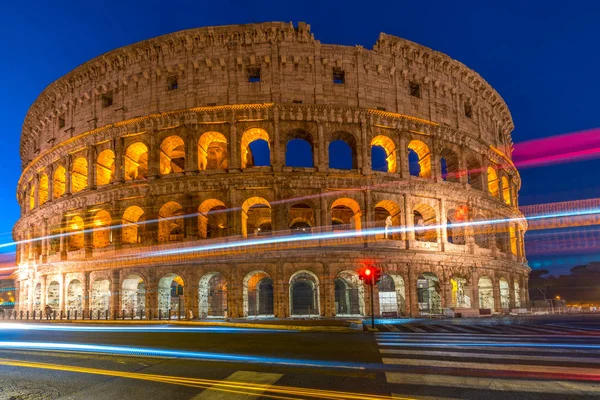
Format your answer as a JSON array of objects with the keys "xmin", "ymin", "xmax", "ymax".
[{"xmin": 13, "ymin": 22, "xmax": 529, "ymax": 320}]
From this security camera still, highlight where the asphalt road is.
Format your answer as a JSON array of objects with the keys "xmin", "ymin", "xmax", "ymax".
[{"xmin": 0, "ymin": 316, "xmax": 598, "ymax": 399}]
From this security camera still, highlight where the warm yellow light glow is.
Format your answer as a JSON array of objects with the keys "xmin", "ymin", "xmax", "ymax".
[
  {"xmin": 71, "ymin": 157, "xmax": 88, "ymax": 193},
  {"xmin": 96, "ymin": 149, "xmax": 115, "ymax": 186},
  {"xmin": 124, "ymin": 142, "xmax": 148, "ymax": 180},
  {"xmin": 487, "ymin": 166, "xmax": 499, "ymax": 197},
  {"xmin": 370, "ymin": 135, "xmax": 397, "ymax": 173},
  {"xmin": 241, "ymin": 128, "xmax": 269, "ymax": 168},
  {"xmin": 408, "ymin": 140, "xmax": 431, "ymax": 178},
  {"xmin": 39, "ymin": 173, "xmax": 48, "ymax": 206},
  {"xmin": 53, "ymin": 165, "xmax": 66, "ymax": 199},
  {"xmin": 160, "ymin": 135, "xmax": 185, "ymax": 175},
  {"xmin": 198, "ymin": 132, "xmax": 228, "ymax": 170}
]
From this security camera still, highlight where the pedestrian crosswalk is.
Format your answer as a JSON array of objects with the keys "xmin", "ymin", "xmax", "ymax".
[
  {"xmin": 375, "ymin": 331, "xmax": 600, "ymax": 399},
  {"xmin": 377, "ymin": 322, "xmax": 600, "ymax": 335}
]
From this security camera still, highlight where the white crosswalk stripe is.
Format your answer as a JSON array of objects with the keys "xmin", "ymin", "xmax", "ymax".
[{"xmin": 374, "ymin": 330, "xmax": 600, "ymax": 398}]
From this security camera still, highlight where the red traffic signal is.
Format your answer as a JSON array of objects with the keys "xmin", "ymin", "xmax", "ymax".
[{"xmin": 358, "ymin": 265, "xmax": 382, "ymax": 284}]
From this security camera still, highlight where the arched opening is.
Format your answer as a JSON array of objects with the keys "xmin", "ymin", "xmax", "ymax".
[
  {"xmin": 198, "ymin": 199, "xmax": 228, "ymax": 239},
  {"xmin": 509, "ymin": 226, "xmax": 518, "ymax": 255},
  {"xmin": 331, "ymin": 198, "xmax": 361, "ymax": 231},
  {"xmin": 288, "ymin": 203, "xmax": 315, "ymax": 235},
  {"xmin": 160, "ymin": 135, "xmax": 185, "ymax": 175},
  {"xmin": 413, "ymin": 204, "xmax": 437, "ymax": 242},
  {"xmin": 96, "ymin": 149, "xmax": 115, "ymax": 186},
  {"xmin": 92, "ymin": 210, "xmax": 111, "ymax": 249},
  {"xmin": 33, "ymin": 283, "xmax": 41, "ymax": 312},
  {"xmin": 487, "ymin": 166, "xmax": 499, "ymax": 197},
  {"xmin": 90, "ymin": 278, "xmax": 111, "ymax": 316},
  {"xmin": 241, "ymin": 128, "xmax": 270, "ymax": 168},
  {"xmin": 408, "ymin": 140, "xmax": 431, "ymax": 178},
  {"xmin": 158, "ymin": 273, "xmax": 184, "ymax": 319},
  {"xmin": 478, "ymin": 277, "xmax": 494, "ymax": 310},
  {"xmin": 29, "ymin": 185, "xmax": 35, "ymax": 210},
  {"xmin": 47, "ymin": 281, "xmax": 60, "ymax": 312},
  {"xmin": 243, "ymin": 271, "xmax": 274, "ymax": 318},
  {"xmin": 499, "ymin": 278, "xmax": 510, "ymax": 311},
  {"xmin": 66, "ymin": 280, "xmax": 83, "ymax": 314},
  {"xmin": 466, "ymin": 156, "xmax": 483, "ymax": 190},
  {"xmin": 289, "ymin": 271, "xmax": 320, "ymax": 316},
  {"xmin": 417, "ymin": 273, "xmax": 442, "ymax": 315},
  {"xmin": 23, "ymin": 285, "xmax": 29, "ymax": 309},
  {"xmin": 158, "ymin": 201, "xmax": 184, "ymax": 242},
  {"xmin": 451, "ymin": 276, "xmax": 471, "ymax": 308},
  {"xmin": 286, "ymin": 130, "xmax": 314, "ymax": 168},
  {"xmin": 68, "ymin": 215, "xmax": 84, "ymax": 250},
  {"xmin": 329, "ymin": 132, "xmax": 357, "ymax": 170},
  {"xmin": 124, "ymin": 142, "xmax": 148, "ymax": 180},
  {"xmin": 198, "ymin": 131, "xmax": 228, "ymax": 170},
  {"xmin": 198, "ymin": 272, "xmax": 228, "ymax": 318},
  {"xmin": 53, "ymin": 166, "xmax": 66, "ymax": 199},
  {"xmin": 514, "ymin": 281, "xmax": 521, "ymax": 308},
  {"xmin": 446, "ymin": 208, "xmax": 466, "ymax": 245},
  {"xmin": 473, "ymin": 215, "xmax": 490, "ymax": 249},
  {"xmin": 502, "ymin": 176, "xmax": 511, "ymax": 205},
  {"xmin": 495, "ymin": 222, "xmax": 509, "ymax": 253},
  {"xmin": 440, "ymin": 148, "xmax": 460, "ymax": 182},
  {"xmin": 334, "ymin": 271, "xmax": 364, "ymax": 316},
  {"xmin": 39, "ymin": 174, "xmax": 48, "ymax": 206},
  {"xmin": 121, "ymin": 274, "xmax": 146, "ymax": 317},
  {"xmin": 374, "ymin": 200, "xmax": 402, "ymax": 240},
  {"xmin": 241, "ymin": 197, "xmax": 271, "ymax": 238},
  {"xmin": 122, "ymin": 206, "xmax": 145, "ymax": 244},
  {"xmin": 378, "ymin": 274, "xmax": 406, "ymax": 317},
  {"xmin": 370, "ymin": 135, "xmax": 397, "ymax": 173},
  {"xmin": 71, "ymin": 157, "xmax": 88, "ymax": 193}
]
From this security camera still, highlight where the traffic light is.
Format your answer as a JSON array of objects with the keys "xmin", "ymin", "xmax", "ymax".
[{"xmin": 358, "ymin": 265, "xmax": 382, "ymax": 285}]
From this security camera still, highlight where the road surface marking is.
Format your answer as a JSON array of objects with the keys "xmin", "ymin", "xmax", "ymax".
[
  {"xmin": 384, "ymin": 324, "xmax": 400, "ymax": 332},
  {"xmin": 192, "ymin": 371, "xmax": 282, "ymax": 399},
  {"xmin": 379, "ymin": 348, "xmax": 600, "ymax": 363},
  {"xmin": 378, "ymin": 344, "xmax": 600, "ymax": 354},
  {"xmin": 403, "ymin": 325, "xmax": 426, "ymax": 333}
]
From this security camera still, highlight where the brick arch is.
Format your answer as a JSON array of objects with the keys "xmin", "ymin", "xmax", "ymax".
[
  {"xmin": 328, "ymin": 131, "xmax": 359, "ymax": 170},
  {"xmin": 241, "ymin": 128, "xmax": 270, "ymax": 168},
  {"xmin": 370, "ymin": 135, "xmax": 397, "ymax": 173},
  {"xmin": 198, "ymin": 131, "xmax": 228, "ymax": 171}
]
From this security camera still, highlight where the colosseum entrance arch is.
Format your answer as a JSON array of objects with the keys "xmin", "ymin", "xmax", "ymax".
[
  {"xmin": 198, "ymin": 199, "xmax": 228, "ymax": 239},
  {"xmin": 242, "ymin": 197, "xmax": 271, "ymax": 238},
  {"xmin": 198, "ymin": 272, "xmax": 228, "ymax": 318},
  {"xmin": 450, "ymin": 276, "xmax": 471, "ymax": 308},
  {"xmin": 417, "ymin": 273, "xmax": 441, "ymax": 315},
  {"xmin": 378, "ymin": 274, "xmax": 406, "ymax": 317},
  {"xmin": 499, "ymin": 278, "xmax": 510, "ymax": 311},
  {"xmin": 198, "ymin": 131, "xmax": 228, "ymax": 170},
  {"xmin": 158, "ymin": 273, "xmax": 184, "ymax": 319},
  {"xmin": 243, "ymin": 271, "xmax": 274, "ymax": 318},
  {"xmin": 478, "ymin": 277, "xmax": 494, "ymax": 310},
  {"xmin": 47, "ymin": 281, "xmax": 60, "ymax": 312},
  {"xmin": 121, "ymin": 274, "xmax": 146, "ymax": 317},
  {"xmin": 334, "ymin": 271, "xmax": 364, "ymax": 316},
  {"xmin": 289, "ymin": 271, "xmax": 320, "ymax": 317},
  {"xmin": 408, "ymin": 140, "xmax": 431, "ymax": 178},
  {"xmin": 90, "ymin": 278, "xmax": 111, "ymax": 316},
  {"xmin": 66, "ymin": 279, "xmax": 83, "ymax": 314}
]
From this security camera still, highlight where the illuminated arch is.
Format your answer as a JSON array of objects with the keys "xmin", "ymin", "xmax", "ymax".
[
  {"xmin": 288, "ymin": 203, "xmax": 315, "ymax": 234},
  {"xmin": 243, "ymin": 270, "xmax": 273, "ymax": 317},
  {"xmin": 124, "ymin": 142, "xmax": 148, "ymax": 180},
  {"xmin": 241, "ymin": 197, "xmax": 271, "ymax": 238},
  {"xmin": 68, "ymin": 215, "xmax": 84, "ymax": 250},
  {"xmin": 478, "ymin": 277, "xmax": 494, "ymax": 309},
  {"xmin": 241, "ymin": 128, "xmax": 270, "ymax": 168},
  {"xmin": 374, "ymin": 200, "xmax": 402, "ymax": 239},
  {"xmin": 122, "ymin": 206, "xmax": 145, "ymax": 244},
  {"xmin": 370, "ymin": 135, "xmax": 397, "ymax": 173},
  {"xmin": 92, "ymin": 210, "xmax": 111, "ymax": 249},
  {"xmin": 158, "ymin": 201, "xmax": 184, "ymax": 242},
  {"xmin": 499, "ymin": 278, "xmax": 510, "ymax": 310},
  {"xmin": 417, "ymin": 273, "xmax": 442, "ymax": 315},
  {"xmin": 413, "ymin": 203, "xmax": 437, "ymax": 242},
  {"xmin": 121, "ymin": 274, "xmax": 146, "ymax": 316},
  {"xmin": 160, "ymin": 135, "xmax": 185, "ymax": 175},
  {"xmin": 331, "ymin": 198, "xmax": 361, "ymax": 231},
  {"xmin": 39, "ymin": 173, "xmax": 48, "ymax": 206},
  {"xmin": 96, "ymin": 149, "xmax": 115, "ymax": 186},
  {"xmin": 502, "ymin": 176, "xmax": 511, "ymax": 205},
  {"xmin": 198, "ymin": 199, "xmax": 228, "ymax": 239},
  {"xmin": 440, "ymin": 148, "xmax": 460, "ymax": 182},
  {"xmin": 487, "ymin": 166, "xmax": 499, "ymax": 197},
  {"xmin": 198, "ymin": 131, "xmax": 228, "ymax": 171},
  {"xmin": 466, "ymin": 155, "xmax": 483, "ymax": 190},
  {"xmin": 29, "ymin": 185, "xmax": 35, "ymax": 210},
  {"xmin": 407, "ymin": 140, "xmax": 431, "ymax": 178},
  {"xmin": 509, "ymin": 225, "xmax": 518, "ymax": 255},
  {"xmin": 158, "ymin": 273, "xmax": 185, "ymax": 318},
  {"xmin": 334, "ymin": 270, "xmax": 365, "ymax": 316},
  {"xmin": 71, "ymin": 157, "xmax": 88, "ymax": 193},
  {"xmin": 198, "ymin": 272, "xmax": 228, "ymax": 318}
]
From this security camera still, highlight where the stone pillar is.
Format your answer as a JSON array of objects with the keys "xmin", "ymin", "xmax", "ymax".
[
  {"xmin": 492, "ymin": 277, "xmax": 501, "ymax": 313},
  {"xmin": 271, "ymin": 110, "xmax": 282, "ymax": 172},
  {"xmin": 439, "ymin": 198, "xmax": 447, "ymax": 251},
  {"xmin": 82, "ymin": 272, "xmax": 90, "ymax": 317},
  {"xmin": 320, "ymin": 194, "xmax": 329, "ymax": 230},
  {"xmin": 274, "ymin": 265, "xmax": 286, "ymax": 318},
  {"xmin": 88, "ymin": 145, "xmax": 97, "ymax": 189},
  {"xmin": 360, "ymin": 116, "xmax": 370, "ymax": 174},
  {"xmin": 110, "ymin": 270, "xmax": 120, "ymax": 317},
  {"xmin": 322, "ymin": 264, "xmax": 334, "ymax": 317},
  {"xmin": 508, "ymin": 275, "xmax": 516, "ymax": 310},
  {"xmin": 145, "ymin": 277, "xmax": 158, "ymax": 317},
  {"xmin": 185, "ymin": 130, "xmax": 197, "ymax": 174},
  {"xmin": 47, "ymin": 164, "xmax": 54, "ymax": 203},
  {"xmin": 112, "ymin": 204, "xmax": 123, "ymax": 250},
  {"xmin": 33, "ymin": 175, "xmax": 40, "ymax": 209},
  {"xmin": 316, "ymin": 122, "xmax": 327, "ymax": 172},
  {"xmin": 58, "ymin": 273, "xmax": 66, "ymax": 313},
  {"xmin": 408, "ymin": 265, "xmax": 419, "ymax": 317},
  {"xmin": 64, "ymin": 155, "xmax": 72, "ymax": 195},
  {"xmin": 404, "ymin": 194, "xmax": 415, "ymax": 245},
  {"xmin": 40, "ymin": 275, "xmax": 47, "ymax": 311},
  {"xmin": 41, "ymin": 218, "xmax": 48, "ymax": 263},
  {"xmin": 363, "ymin": 190, "xmax": 372, "ymax": 230},
  {"xmin": 113, "ymin": 137, "xmax": 124, "ymax": 183},
  {"xmin": 229, "ymin": 121, "xmax": 240, "ymax": 170},
  {"xmin": 471, "ymin": 269, "xmax": 480, "ymax": 310},
  {"xmin": 185, "ymin": 279, "xmax": 198, "ymax": 319},
  {"xmin": 431, "ymin": 141, "xmax": 441, "ymax": 182},
  {"xmin": 148, "ymin": 132, "xmax": 160, "ymax": 178},
  {"xmin": 59, "ymin": 215, "xmax": 67, "ymax": 260},
  {"xmin": 84, "ymin": 211, "xmax": 93, "ymax": 259},
  {"xmin": 184, "ymin": 200, "xmax": 198, "ymax": 241}
]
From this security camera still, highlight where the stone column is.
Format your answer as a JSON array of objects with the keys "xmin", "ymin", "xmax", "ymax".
[
  {"xmin": 408, "ymin": 265, "xmax": 419, "ymax": 317},
  {"xmin": 113, "ymin": 137, "xmax": 124, "ymax": 183},
  {"xmin": 322, "ymin": 264, "xmax": 334, "ymax": 317},
  {"xmin": 404, "ymin": 194, "xmax": 415, "ymax": 245},
  {"xmin": 492, "ymin": 277, "xmax": 502, "ymax": 313},
  {"xmin": 47, "ymin": 164, "xmax": 54, "ymax": 203},
  {"xmin": 184, "ymin": 200, "xmax": 198, "ymax": 241},
  {"xmin": 82, "ymin": 272, "xmax": 90, "ymax": 317},
  {"xmin": 145, "ymin": 277, "xmax": 158, "ymax": 318},
  {"xmin": 271, "ymin": 110, "xmax": 282, "ymax": 172},
  {"xmin": 59, "ymin": 215, "xmax": 67, "ymax": 260},
  {"xmin": 64, "ymin": 155, "xmax": 72, "ymax": 195},
  {"xmin": 58, "ymin": 273, "xmax": 65, "ymax": 313},
  {"xmin": 110, "ymin": 269, "xmax": 120, "ymax": 317},
  {"xmin": 84, "ymin": 210, "xmax": 93, "ymax": 259},
  {"xmin": 471, "ymin": 269, "xmax": 480, "ymax": 310},
  {"xmin": 360, "ymin": 116, "xmax": 370, "ymax": 174},
  {"xmin": 431, "ymin": 141, "xmax": 441, "ymax": 182},
  {"xmin": 185, "ymin": 279, "xmax": 199, "ymax": 319},
  {"xmin": 274, "ymin": 265, "xmax": 286, "ymax": 318},
  {"xmin": 508, "ymin": 275, "xmax": 516, "ymax": 310},
  {"xmin": 439, "ymin": 198, "xmax": 447, "ymax": 251},
  {"xmin": 185, "ymin": 129, "xmax": 197, "ymax": 174},
  {"xmin": 316, "ymin": 122, "xmax": 327, "ymax": 172},
  {"xmin": 148, "ymin": 132, "xmax": 160, "ymax": 178},
  {"xmin": 111, "ymin": 201, "xmax": 122, "ymax": 250},
  {"xmin": 33, "ymin": 175, "xmax": 40, "ymax": 209},
  {"xmin": 40, "ymin": 275, "xmax": 47, "ymax": 311},
  {"xmin": 229, "ymin": 121, "xmax": 240, "ymax": 170},
  {"xmin": 88, "ymin": 145, "xmax": 97, "ymax": 189},
  {"xmin": 41, "ymin": 218, "xmax": 48, "ymax": 263}
]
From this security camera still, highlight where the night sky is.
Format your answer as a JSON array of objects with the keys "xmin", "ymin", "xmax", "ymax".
[{"xmin": 1, "ymin": 1, "xmax": 599, "ymax": 274}]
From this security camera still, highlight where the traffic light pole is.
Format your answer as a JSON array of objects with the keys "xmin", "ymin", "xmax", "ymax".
[{"xmin": 370, "ymin": 276, "xmax": 375, "ymax": 329}]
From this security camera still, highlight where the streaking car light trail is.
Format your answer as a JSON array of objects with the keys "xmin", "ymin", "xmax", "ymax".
[
  {"xmin": 376, "ymin": 341, "xmax": 600, "ymax": 349},
  {"xmin": 0, "ymin": 323, "xmax": 294, "ymax": 333}
]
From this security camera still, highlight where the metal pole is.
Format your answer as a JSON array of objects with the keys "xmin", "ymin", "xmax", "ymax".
[{"xmin": 370, "ymin": 277, "xmax": 375, "ymax": 329}]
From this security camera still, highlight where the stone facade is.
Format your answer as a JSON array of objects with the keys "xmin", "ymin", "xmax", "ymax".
[{"xmin": 13, "ymin": 22, "xmax": 528, "ymax": 319}]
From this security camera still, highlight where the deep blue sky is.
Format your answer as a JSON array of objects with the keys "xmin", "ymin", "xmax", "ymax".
[{"xmin": 1, "ymin": 1, "xmax": 599, "ymax": 273}]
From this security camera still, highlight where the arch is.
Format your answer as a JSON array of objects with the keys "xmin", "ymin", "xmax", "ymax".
[
  {"xmin": 514, "ymin": 281, "xmax": 521, "ymax": 308},
  {"xmin": 243, "ymin": 270, "xmax": 274, "ymax": 318},
  {"xmin": 90, "ymin": 278, "xmax": 111, "ymax": 315},
  {"xmin": 92, "ymin": 210, "xmax": 111, "ymax": 249},
  {"xmin": 473, "ymin": 214, "xmax": 490, "ymax": 249},
  {"xmin": 122, "ymin": 206, "xmax": 145, "ymax": 244},
  {"xmin": 466, "ymin": 155, "xmax": 483, "ymax": 190},
  {"xmin": 499, "ymin": 278, "xmax": 510, "ymax": 311},
  {"xmin": 509, "ymin": 225, "xmax": 518, "ymax": 255},
  {"xmin": 370, "ymin": 135, "xmax": 397, "ymax": 173},
  {"xmin": 289, "ymin": 270, "xmax": 320, "ymax": 316},
  {"xmin": 334, "ymin": 270, "xmax": 365, "ymax": 316},
  {"xmin": 487, "ymin": 166, "xmax": 499, "ymax": 197},
  {"xmin": 495, "ymin": 222, "xmax": 510, "ymax": 253},
  {"xmin": 158, "ymin": 201, "xmax": 184, "ymax": 242},
  {"xmin": 198, "ymin": 131, "xmax": 228, "ymax": 171},
  {"xmin": 378, "ymin": 274, "xmax": 406, "ymax": 317},
  {"xmin": 198, "ymin": 272, "xmax": 228, "ymax": 318},
  {"xmin": 286, "ymin": 138, "xmax": 314, "ymax": 168},
  {"xmin": 160, "ymin": 135, "xmax": 185, "ymax": 175},
  {"xmin": 331, "ymin": 198, "xmax": 361, "ymax": 231},
  {"xmin": 158, "ymin": 273, "xmax": 185, "ymax": 319},
  {"xmin": 502, "ymin": 176, "xmax": 511, "ymax": 205},
  {"xmin": 46, "ymin": 281, "xmax": 60, "ymax": 312},
  {"xmin": 53, "ymin": 165, "xmax": 66, "ymax": 199},
  {"xmin": 33, "ymin": 283, "xmax": 41, "ymax": 312},
  {"xmin": 374, "ymin": 200, "xmax": 402, "ymax": 240},
  {"xmin": 450, "ymin": 275, "xmax": 471, "ymax": 308},
  {"xmin": 329, "ymin": 131, "xmax": 357, "ymax": 170},
  {"xmin": 29, "ymin": 185, "xmax": 36, "ymax": 210},
  {"xmin": 66, "ymin": 279, "xmax": 83, "ymax": 314},
  {"xmin": 413, "ymin": 204, "xmax": 437, "ymax": 242},
  {"xmin": 198, "ymin": 199, "xmax": 228, "ymax": 239},
  {"xmin": 39, "ymin": 173, "xmax": 48, "ymax": 206},
  {"xmin": 446, "ymin": 208, "xmax": 466, "ymax": 245},
  {"xmin": 417, "ymin": 273, "xmax": 442, "ymax": 315},
  {"xmin": 241, "ymin": 128, "xmax": 270, "ymax": 168},
  {"xmin": 96, "ymin": 149, "xmax": 115, "ymax": 186},
  {"xmin": 478, "ymin": 277, "xmax": 494, "ymax": 310},
  {"xmin": 121, "ymin": 274, "xmax": 146, "ymax": 317},
  {"xmin": 408, "ymin": 140, "xmax": 431, "ymax": 178},
  {"xmin": 68, "ymin": 215, "xmax": 84, "ymax": 250},
  {"xmin": 124, "ymin": 142, "xmax": 148, "ymax": 180},
  {"xmin": 289, "ymin": 203, "xmax": 315, "ymax": 234},
  {"xmin": 440, "ymin": 148, "xmax": 460, "ymax": 183},
  {"xmin": 241, "ymin": 197, "xmax": 271, "ymax": 238},
  {"xmin": 71, "ymin": 157, "xmax": 88, "ymax": 193}
]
